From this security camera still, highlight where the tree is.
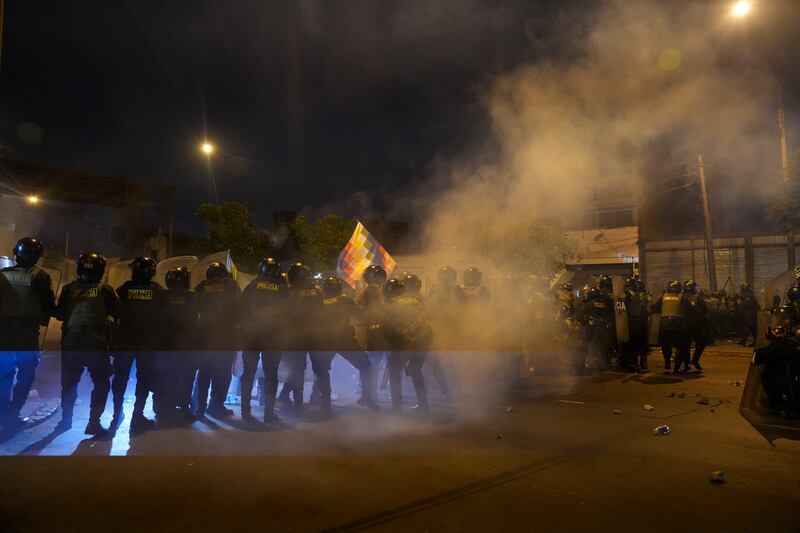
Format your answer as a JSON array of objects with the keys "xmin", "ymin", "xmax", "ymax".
[
  {"xmin": 291, "ymin": 214, "xmax": 357, "ymax": 272},
  {"xmin": 766, "ymin": 150, "xmax": 800, "ymax": 233},
  {"xmin": 473, "ymin": 219, "xmax": 577, "ymax": 278},
  {"xmin": 195, "ymin": 201, "xmax": 268, "ymax": 272}
]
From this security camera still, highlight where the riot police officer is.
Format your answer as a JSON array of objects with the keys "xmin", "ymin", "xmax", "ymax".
[
  {"xmin": 240, "ymin": 258, "xmax": 289, "ymax": 422},
  {"xmin": 753, "ymin": 325, "xmax": 800, "ymax": 417},
  {"xmin": 578, "ymin": 286, "xmax": 615, "ymax": 371},
  {"xmin": 0, "ymin": 237, "xmax": 55, "ymax": 431},
  {"xmin": 427, "ymin": 266, "xmax": 465, "ymax": 350},
  {"xmin": 194, "ymin": 261, "xmax": 240, "ymax": 418},
  {"xmin": 112, "ymin": 257, "xmax": 166, "ymax": 431},
  {"xmin": 557, "ymin": 282, "xmax": 576, "ymax": 317},
  {"xmin": 356, "ymin": 264, "xmax": 388, "ymax": 401},
  {"xmin": 461, "ymin": 267, "xmax": 491, "ymax": 303},
  {"xmin": 684, "ymin": 280, "xmax": 709, "ymax": 371},
  {"xmin": 736, "ymin": 283, "xmax": 759, "ymax": 347},
  {"xmin": 161, "ymin": 266, "xmax": 199, "ymax": 422},
  {"xmin": 283, "ymin": 262, "xmax": 324, "ymax": 413},
  {"xmin": 382, "ymin": 277, "xmax": 432, "ymax": 413},
  {"xmin": 315, "ymin": 275, "xmax": 380, "ymax": 412},
  {"xmin": 622, "ymin": 277, "xmax": 650, "ymax": 371},
  {"xmin": 405, "ymin": 272, "xmax": 450, "ymax": 403},
  {"xmin": 54, "ymin": 252, "xmax": 119, "ymax": 435},
  {"xmin": 653, "ymin": 281, "xmax": 691, "ymax": 373}
]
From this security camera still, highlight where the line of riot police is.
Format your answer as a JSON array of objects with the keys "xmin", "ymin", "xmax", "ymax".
[{"xmin": 1, "ymin": 237, "xmax": 502, "ymax": 437}]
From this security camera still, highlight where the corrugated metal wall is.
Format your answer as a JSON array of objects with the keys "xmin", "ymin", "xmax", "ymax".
[{"xmin": 642, "ymin": 234, "xmax": 791, "ymax": 303}]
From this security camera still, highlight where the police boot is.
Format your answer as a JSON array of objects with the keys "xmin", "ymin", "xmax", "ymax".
[
  {"xmin": 357, "ymin": 396, "xmax": 381, "ymax": 411},
  {"xmin": 240, "ymin": 403, "xmax": 254, "ymax": 422},
  {"xmin": 110, "ymin": 407, "xmax": 125, "ymax": 430},
  {"xmin": 130, "ymin": 412, "xmax": 156, "ymax": 433},
  {"xmin": 84, "ymin": 418, "xmax": 109, "ymax": 437}
]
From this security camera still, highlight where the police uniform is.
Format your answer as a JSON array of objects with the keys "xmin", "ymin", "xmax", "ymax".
[
  {"xmin": 283, "ymin": 283, "xmax": 324, "ymax": 411},
  {"xmin": 112, "ymin": 279, "xmax": 166, "ymax": 422},
  {"xmin": 194, "ymin": 276, "xmax": 240, "ymax": 416},
  {"xmin": 654, "ymin": 292, "xmax": 690, "ymax": 371},
  {"xmin": 319, "ymin": 292, "xmax": 377, "ymax": 409},
  {"xmin": 54, "ymin": 279, "xmax": 119, "ymax": 429},
  {"xmin": 623, "ymin": 285, "xmax": 650, "ymax": 370},
  {"xmin": 736, "ymin": 290, "xmax": 760, "ymax": 346},
  {"xmin": 685, "ymin": 292, "xmax": 710, "ymax": 369},
  {"xmin": 160, "ymin": 286, "xmax": 199, "ymax": 419},
  {"xmin": 240, "ymin": 276, "xmax": 289, "ymax": 419},
  {"xmin": 0, "ymin": 265, "xmax": 54, "ymax": 425},
  {"xmin": 578, "ymin": 289, "xmax": 615, "ymax": 371},
  {"xmin": 382, "ymin": 292, "xmax": 432, "ymax": 412}
]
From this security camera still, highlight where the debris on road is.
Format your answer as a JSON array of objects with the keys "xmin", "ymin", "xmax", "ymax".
[
  {"xmin": 505, "ymin": 407, "xmax": 514, "ymax": 413},
  {"xmin": 496, "ymin": 434, "xmax": 504, "ymax": 440},
  {"xmin": 698, "ymin": 398, "xmax": 711, "ymax": 405},
  {"xmin": 667, "ymin": 392, "xmax": 675, "ymax": 398},
  {"xmin": 677, "ymin": 392, "xmax": 685, "ymax": 398},
  {"xmin": 558, "ymin": 400, "xmax": 585, "ymax": 405},
  {"xmin": 613, "ymin": 409, "xmax": 622, "ymax": 414},
  {"xmin": 730, "ymin": 380, "xmax": 743, "ymax": 387},
  {"xmin": 653, "ymin": 425, "xmax": 670, "ymax": 436},
  {"xmin": 710, "ymin": 409, "xmax": 715, "ymax": 413},
  {"xmin": 188, "ymin": 462, "xmax": 196, "ymax": 467},
  {"xmin": 644, "ymin": 404, "xmax": 656, "ymax": 411},
  {"xmin": 710, "ymin": 471, "xmax": 725, "ymax": 483}
]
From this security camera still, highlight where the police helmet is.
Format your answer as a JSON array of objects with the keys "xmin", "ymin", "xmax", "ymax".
[
  {"xmin": 77, "ymin": 252, "xmax": 106, "ymax": 282},
  {"xmin": 206, "ymin": 261, "xmax": 229, "ymax": 280},
  {"xmin": 438, "ymin": 266, "xmax": 457, "ymax": 286},
  {"xmin": 561, "ymin": 282, "xmax": 573, "ymax": 292},
  {"xmin": 383, "ymin": 277, "xmax": 405, "ymax": 300},
  {"xmin": 787, "ymin": 284, "xmax": 800, "ymax": 304},
  {"xmin": 13, "ymin": 237, "xmax": 44, "ymax": 268},
  {"xmin": 773, "ymin": 304, "xmax": 798, "ymax": 326},
  {"xmin": 287, "ymin": 262, "xmax": 311, "ymax": 287},
  {"xmin": 165, "ymin": 266, "xmax": 191, "ymax": 290},
  {"xmin": 598, "ymin": 275, "xmax": 613, "ymax": 292},
  {"xmin": 321, "ymin": 276, "xmax": 342, "ymax": 298},
  {"xmin": 740, "ymin": 283, "xmax": 752, "ymax": 295},
  {"xmin": 130, "ymin": 256, "xmax": 157, "ymax": 282},
  {"xmin": 666, "ymin": 280, "xmax": 682, "ymax": 294},
  {"xmin": 463, "ymin": 267, "xmax": 482, "ymax": 288},
  {"xmin": 363, "ymin": 264, "xmax": 387, "ymax": 287},
  {"xmin": 767, "ymin": 325, "xmax": 789, "ymax": 342},
  {"xmin": 258, "ymin": 257, "xmax": 282, "ymax": 281},
  {"xmin": 624, "ymin": 277, "xmax": 637, "ymax": 291},
  {"xmin": 684, "ymin": 280, "xmax": 698, "ymax": 294},
  {"xmin": 403, "ymin": 273, "xmax": 422, "ymax": 294},
  {"xmin": 586, "ymin": 286, "xmax": 603, "ymax": 300}
]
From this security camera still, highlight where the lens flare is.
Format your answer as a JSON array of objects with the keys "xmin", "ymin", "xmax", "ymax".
[{"xmin": 731, "ymin": 1, "xmax": 751, "ymax": 18}]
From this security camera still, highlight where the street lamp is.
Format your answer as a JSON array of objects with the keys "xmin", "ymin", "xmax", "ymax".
[
  {"xmin": 26, "ymin": 195, "xmax": 39, "ymax": 205},
  {"xmin": 200, "ymin": 142, "xmax": 215, "ymax": 156},
  {"xmin": 731, "ymin": 1, "xmax": 751, "ymax": 19}
]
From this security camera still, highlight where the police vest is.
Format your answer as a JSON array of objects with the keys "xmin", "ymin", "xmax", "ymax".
[
  {"xmin": 66, "ymin": 282, "xmax": 109, "ymax": 328},
  {"xmin": 559, "ymin": 291, "xmax": 574, "ymax": 304},
  {"xmin": 661, "ymin": 294, "xmax": 684, "ymax": 319},
  {"xmin": 0, "ymin": 267, "xmax": 45, "ymax": 321}
]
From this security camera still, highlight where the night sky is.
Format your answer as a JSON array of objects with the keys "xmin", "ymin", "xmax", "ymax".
[{"xmin": 1, "ymin": 0, "xmax": 799, "ymax": 230}]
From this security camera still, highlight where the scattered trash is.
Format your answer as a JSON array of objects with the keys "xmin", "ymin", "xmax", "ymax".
[
  {"xmin": 677, "ymin": 392, "xmax": 686, "ymax": 399},
  {"xmin": 730, "ymin": 381, "xmax": 743, "ymax": 387},
  {"xmin": 613, "ymin": 409, "xmax": 622, "ymax": 414},
  {"xmin": 505, "ymin": 407, "xmax": 514, "ymax": 413},
  {"xmin": 698, "ymin": 398, "xmax": 711, "ymax": 405},
  {"xmin": 188, "ymin": 462, "xmax": 196, "ymax": 467},
  {"xmin": 28, "ymin": 389, "xmax": 39, "ymax": 400},
  {"xmin": 710, "ymin": 471, "xmax": 725, "ymax": 483},
  {"xmin": 496, "ymin": 434, "xmax": 504, "ymax": 440},
  {"xmin": 667, "ymin": 392, "xmax": 675, "ymax": 398},
  {"xmin": 559, "ymin": 400, "xmax": 585, "ymax": 405},
  {"xmin": 644, "ymin": 404, "xmax": 656, "ymax": 411},
  {"xmin": 653, "ymin": 425, "xmax": 670, "ymax": 436}
]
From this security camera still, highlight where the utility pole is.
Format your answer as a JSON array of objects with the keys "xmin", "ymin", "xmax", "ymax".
[
  {"xmin": 697, "ymin": 154, "xmax": 717, "ymax": 290},
  {"xmin": 778, "ymin": 88, "xmax": 790, "ymax": 181}
]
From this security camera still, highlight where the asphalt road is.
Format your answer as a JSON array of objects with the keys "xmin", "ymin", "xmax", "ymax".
[{"xmin": 1, "ymin": 350, "xmax": 799, "ymax": 532}]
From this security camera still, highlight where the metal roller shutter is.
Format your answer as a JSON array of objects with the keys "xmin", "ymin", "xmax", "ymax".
[
  {"xmin": 753, "ymin": 247, "xmax": 788, "ymax": 305},
  {"xmin": 644, "ymin": 249, "xmax": 692, "ymax": 294}
]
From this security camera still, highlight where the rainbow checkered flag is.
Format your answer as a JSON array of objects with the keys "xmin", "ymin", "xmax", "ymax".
[{"xmin": 336, "ymin": 221, "xmax": 397, "ymax": 288}]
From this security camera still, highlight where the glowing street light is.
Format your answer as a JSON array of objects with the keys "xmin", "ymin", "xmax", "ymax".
[
  {"xmin": 27, "ymin": 195, "xmax": 40, "ymax": 205},
  {"xmin": 200, "ymin": 142, "xmax": 215, "ymax": 156},
  {"xmin": 731, "ymin": 1, "xmax": 751, "ymax": 18}
]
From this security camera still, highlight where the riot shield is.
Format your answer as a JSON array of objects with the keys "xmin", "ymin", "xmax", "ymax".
[
  {"xmin": 155, "ymin": 255, "xmax": 198, "ymax": 287},
  {"xmin": 739, "ymin": 348, "xmax": 800, "ymax": 443},
  {"xmin": 755, "ymin": 310, "xmax": 771, "ymax": 350},
  {"xmin": 191, "ymin": 251, "xmax": 235, "ymax": 289},
  {"xmin": 106, "ymin": 259, "xmax": 133, "ymax": 289},
  {"xmin": 648, "ymin": 313, "xmax": 661, "ymax": 346},
  {"xmin": 611, "ymin": 275, "xmax": 629, "ymax": 343}
]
